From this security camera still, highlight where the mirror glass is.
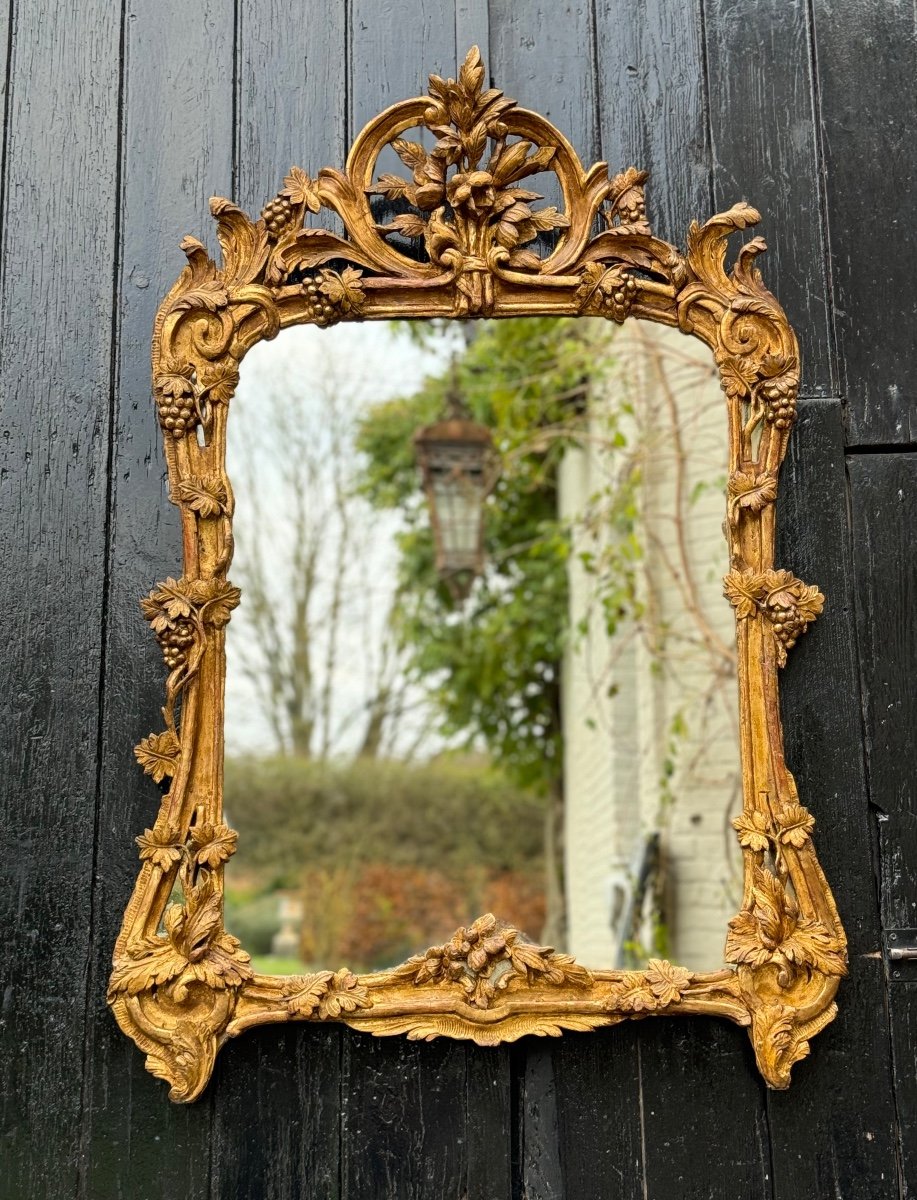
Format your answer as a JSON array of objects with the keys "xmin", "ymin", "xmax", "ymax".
[{"xmin": 223, "ymin": 316, "xmax": 741, "ymax": 975}]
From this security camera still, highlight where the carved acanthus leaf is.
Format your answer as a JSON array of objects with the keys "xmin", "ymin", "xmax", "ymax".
[{"xmin": 725, "ymin": 867, "xmax": 846, "ymax": 982}]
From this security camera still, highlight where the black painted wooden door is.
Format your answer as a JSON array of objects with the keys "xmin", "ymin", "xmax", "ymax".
[{"xmin": 1, "ymin": 2, "xmax": 915, "ymax": 1196}]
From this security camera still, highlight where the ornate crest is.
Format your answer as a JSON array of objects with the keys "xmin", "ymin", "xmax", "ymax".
[{"xmin": 109, "ymin": 48, "xmax": 845, "ymax": 1101}]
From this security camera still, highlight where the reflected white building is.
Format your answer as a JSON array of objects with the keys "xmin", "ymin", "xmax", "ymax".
[{"xmin": 560, "ymin": 323, "xmax": 742, "ymax": 972}]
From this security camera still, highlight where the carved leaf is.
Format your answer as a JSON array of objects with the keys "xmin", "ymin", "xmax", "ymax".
[
  {"xmin": 136, "ymin": 823, "xmax": 184, "ymax": 870},
  {"xmin": 645, "ymin": 958, "xmax": 693, "ymax": 1006},
  {"xmin": 728, "ymin": 472, "xmax": 777, "ymax": 517},
  {"xmin": 140, "ymin": 577, "xmax": 195, "ymax": 627},
  {"xmin": 781, "ymin": 921, "xmax": 847, "ymax": 977},
  {"xmin": 528, "ymin": 205, "xmax": 570, "ymax": 232},
  {"xmin": 287, "ymin": 971, "xmax": 334, "ymax": 1016},
  {"xmin": 776, "ymin": 803, "xmax": 815, "ymax": 849},
  {"xmin": 492, "ymin": 141, "xmax": 556, "ymax": 187},
  {"xmin": 609, "ymin": 973, "xmax": 659, "ymax": 1013},
  {"xmin": 199, "ymin": 361, "xmax": 240, "ymax": 403},
  {"xmin": 174, "ymin": 475, "xmax": 228, "ymax": 518},
  {"xmin": 155, "ymin": 369, "xmax": 194, "ymax": 399},
  {"xmin": 371, "ymin": 172, "xmax": 416, "ymax": 202},
  {"xmin": 281, "ymin": 166, "xmax": 321, "ymax": 213},
  {"xmin": 171, "ymin": 281, "xmax": 230, "ymax": 313},
  {"xmin": 287, "ymin": 969, "xmax": 372, "ymax": 1018},
  {"xmin": 189, "ymin": 822, "xmax": 238, "ymax": 868},
  {"xmin": 379, "ymin": 213, "xmax": 428, "ymax": 239},
  {"xmin": 108, "ymin": 939, "xmax": 186, "ymax": 997},
  {"xmin": 320, "ymin": 969, "xmax": 373, "ymax": 1018},
  {"xmin": 717, "ymin": 354, "xmax": 759, "ymax": 400},
  {"xmin": 391, "ymin": 138, "xmax": 428, "ymax": 170},
  {"xmin": 723, "ymin": 569, "xmax": 765, "ymax": 619},
  {"xmin": 210, "ymin": 196, "xmax": 270, "ymax": 286},
  {"xmin": 508, "ymin": 248, "xmax": 544, "ymax": 271},
  {"xmin": 183, "ymin": 578, "xmax": 242, "ymax": 627},
  {"xmin": 732, "ymin": 810, "xmax": 772, "ymax": 852},
  {"xmin": 135, "ymin": 730, "xmax": 181, "ymax": 783},
  {"xmin": 318, "ymin": 266, "xmax": 366, "ymax": 315}
]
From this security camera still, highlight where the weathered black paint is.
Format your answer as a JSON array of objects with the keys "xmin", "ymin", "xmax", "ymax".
[{"xmin": 1, "ymin": 2, "xmax": 913, "ymax": 1196}]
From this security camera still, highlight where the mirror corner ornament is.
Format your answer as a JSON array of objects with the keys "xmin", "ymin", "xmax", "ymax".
[{"xmin": 110, "ymin": 47, "xmax": 846, "ymax": 1102}]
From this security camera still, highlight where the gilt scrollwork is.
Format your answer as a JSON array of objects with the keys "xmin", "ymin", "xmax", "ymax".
[{"xmin": 109, "ymin": 46, "xmax": 846, "ymax": 1102}]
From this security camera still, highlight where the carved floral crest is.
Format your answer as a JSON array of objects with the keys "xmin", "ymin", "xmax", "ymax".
[{"xmin": 109, "ymin": 48, "xmax": 845, "ymax": 1103}]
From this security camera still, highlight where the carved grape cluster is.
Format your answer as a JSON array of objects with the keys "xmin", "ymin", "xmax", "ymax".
[
  {"xmin": 159, "ymin": 394, "xmax": 197, "ymax": 439},
  {"xmin": 618, "ymin": 195, "xmax": 646, "ymax": 224},
  {"xmin": 261, "ymin": 194, "xmax": 296, "ymax": 239},
  {"xmin": 602, "ymin": 272, "xmax": 637, "ymax": 321},
  {"xmin": 767, "ymin": 602, "xmax": 805, "ymax": 656},
  {"xmin": 764, "ymin": 395, "xmax": 796, "ymax": 431},
  {"xmin": 576, "ymin": 262, "xmax": 638, "ymax": 322},
  {"xmin": 157, "ymin": 617, "xmax": 196, "ymax": 671},
  {"xmin": 301, "ymin": 274, "xmax": 338, "ymax": 326}
]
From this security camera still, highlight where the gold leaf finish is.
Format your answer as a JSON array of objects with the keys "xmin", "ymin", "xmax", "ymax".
[{"xmin": 109, "ymin": 47, "xmax": 846, "ymax": 1101}]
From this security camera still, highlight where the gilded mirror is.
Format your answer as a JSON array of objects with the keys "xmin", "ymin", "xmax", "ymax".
[{"xmin": 109, "ymin": 49, "xmax": 846, "ymax": 1101}]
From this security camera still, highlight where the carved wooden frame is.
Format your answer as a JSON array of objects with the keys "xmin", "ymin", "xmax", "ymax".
[{"xmin": 109, "ymin": 48, "xmax": 846, "ymax": 1102}]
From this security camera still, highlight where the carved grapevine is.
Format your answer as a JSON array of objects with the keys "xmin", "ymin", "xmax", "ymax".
[{"xmin": 109, "ymin": 47, "xmax": 845, "ymax": 1102}]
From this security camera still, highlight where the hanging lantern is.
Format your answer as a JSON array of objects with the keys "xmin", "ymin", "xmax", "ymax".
[{"xmin": 413, "ymin": 380, "xmax": 497, "ymax": 601}]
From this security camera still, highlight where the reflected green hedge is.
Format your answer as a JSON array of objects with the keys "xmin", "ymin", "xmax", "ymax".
[{"xmin": 224, "ymin": 754, "xmax": 546, "ymax": 892}]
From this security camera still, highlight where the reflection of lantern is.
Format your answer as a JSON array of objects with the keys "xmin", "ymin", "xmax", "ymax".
[{"xmin": 413, "ymin": 407, "xmax": 497, "ymax": 602}]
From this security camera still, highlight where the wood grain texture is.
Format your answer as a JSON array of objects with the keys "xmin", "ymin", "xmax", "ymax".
[
  {"xmin": 595, "ymin": 0, "xmax": 710, "ymax": 248},
  {"xmin": 812, "ymin": 0, "xmax": 917, "ymax": 443},
  {"xmin": 850, "ymin": 452, "xmax": 917, "ymax": 1197},
  {"xmin": 515, "ymin": 1029, "xmax": 644, "ymax": 1200},
  {"xmin": 887, "ymin": 986, "xmax": 917, "ymax": 1200},
  {"xmin": 703, "ymin": 0, "xmax": 835, "ymax": 398},
  {"xmin": 206, "ymin": 6, "xmax": 348, "ymax": 1185},
  {"xmin": 638, "ymin": 1022, "xmax": 773, "ymax": 1200},
  {"xmin": 768, "ymin": 402, "xmax": 899, "ymax": 1197},
  {"xmin": 210, "ymin": 1026, "xmax": 342, "ymax": 1200},
  {"xmin": 849, "ymin": 453, "xmax": 917, "ymax": 929},
  {"xmin": 76, "ymin": 4, "xmax": 235, "ymax": 1198},
  {"xmin": 236, "ymin": 0, "xmax": 346, "ymax": 217},
  {"xmin": 0, "ymin": 1, "xmax": 120, "ymax": 1196},
  {"xmin": 340, "ymin": 1037, "xmax": 470, "ymax": 1200}
]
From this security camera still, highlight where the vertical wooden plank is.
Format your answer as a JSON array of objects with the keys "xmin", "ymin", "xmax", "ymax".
[
  {"xmin": 338, "ymin": 13, "xmax": 473, "ymax": 1199},
  {"xmin": 455, "ymin": 0, "xmax": 489, "ymax": 64},
  {"xmin": 204, "ymin": 5, "xmax": 348, "ymax": 1192},
  {"xmin": 209, "ymin": 1027, "xmax": 343, "ymax": 1200},
  {"xmin": 349, "ymin": 0, "xmax": 457, "ymax": 135},
  {"xmin": 465, "ymin": 1046, "xmax": 514, "ymax": 1200},
  {"xmin": 340, "ymin": 1037, "xmax": 471, "ymax": 1200},
  {"xmin": 703, "ymin": 0, "xmax": 835, "ymax": 397},
  {"xmin": 486, "ymin": 14, "xmax": 646, "ymax": 1197},
  {"xmin": 0, "ymin": 1, "xmax": 121, "ymax": 1195},
  {"xmin": 489, "ymin": 0, "xmax": 597, "ymax": 158},
  {"xmin": 849, "ymin": 450, "xmax": 917, "ymax": 1196},
  {"xmin": 763, "ymin": 402, "xmax": 900, "ymax": 1196},
  {"xmin": 594, "ymin": 9, "xmax": 769, "ymax": 1198},
  {"xmin": 595, "ymin": 0, "xmax": 710, "ymax": 248},
  {"xmin": 516, "ymin": 1030, "xmax": 645, "ymax": 1200},
  {"xmin": 236, "ymin": 0, "xmax": 346, "ymax": 216},
  {"xmin": 812, "ymin": 0, "xmax": 917, "ymax": 444},
  {"xmin": 639, "ymin": 1022, "xmax": 773, "ymax": 1200},
  {"xmin": 77, "ymin": 4, "xmax": 236, "ymax": 1197}
]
